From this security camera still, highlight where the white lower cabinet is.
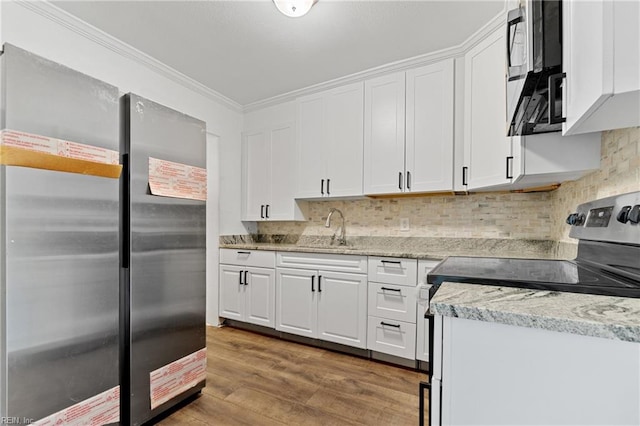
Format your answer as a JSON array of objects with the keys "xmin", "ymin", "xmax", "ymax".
[
  {"xmin": 433, "ymin": 315, "xmax": 640, "ymax": 425},
  {"xmin": 219, "ymin": 249, "xmax": 276, "ymax": 328},
  {"xmin": 367, "ymin": 316, "xmax": 417, "ymax": 359},
  {"xmin": 367, "ymin": 282, "xmax": 416, "ymax": 323},
  {"xmin": 219, "ymin": 264, "xmax": 275, "ymax": 328},
  {"xmin": 367, "ymin": 257, "xmax": 418, "ymax": 359},
  {"xmin": 276, "ymin": 262, "xmax": 367, "ymax": 349}
]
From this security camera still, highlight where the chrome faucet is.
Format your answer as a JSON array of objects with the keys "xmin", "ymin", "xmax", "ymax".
[{"xmin": 325, "ymin": 208, "xmax": 347, "ymax": 246}]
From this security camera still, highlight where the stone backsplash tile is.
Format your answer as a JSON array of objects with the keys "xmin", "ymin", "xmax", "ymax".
[{"xmin": 552, "ymin": 127, "xmax": 640, "ymax": 243}]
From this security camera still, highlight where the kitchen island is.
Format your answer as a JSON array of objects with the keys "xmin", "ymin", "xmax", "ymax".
[{"xmin": 429, "ymin": 282, "xmax": 640, "ymax": 425}]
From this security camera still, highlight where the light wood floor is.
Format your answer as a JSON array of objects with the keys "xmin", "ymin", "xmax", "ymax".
[{"xmin": 156, "ymin": 325, "xmax": 426, "ymax": 425}]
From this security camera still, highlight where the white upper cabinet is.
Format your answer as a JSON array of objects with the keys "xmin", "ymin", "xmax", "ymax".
[
  {"xmin": 364, "ymin": 72, "xmax": 406, "ymax": 195},
  {"xmin": 562, "ymin": 0, "xmax": 640, "ymax": 135},
  {"xmin": 297, "ymin": 82, "xmax": 364, "ymax": 199},
  {"xmin": 242, "ymin": 130, "xmax": 270, "ymax": 221},
  {"xmin": 406, "ymin": 60, "xmax": 454, "ymax": 192},
  {"xmin": 364, "ymin": 61, "xmax": 455, "ymax": 195},
  {"xmin": 463, "ymin": 28, "xmax": 512, "ymax": 190},
  {"xmin": 462, "ymin": 26, "xmax": 601, "ymax": 192},
  {"xmin": 242, "ymin": 122, "xmax": 304, "ymax": 221}
]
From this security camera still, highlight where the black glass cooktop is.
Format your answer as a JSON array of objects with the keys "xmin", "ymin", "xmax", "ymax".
[{"xmin": 427, "ymin": 256, "xmax": 640, "ymax": 298}]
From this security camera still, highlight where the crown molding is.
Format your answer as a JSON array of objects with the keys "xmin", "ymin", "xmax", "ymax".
[
  {"xmin": 243, "ymin": 7, "xmax": 507, "ymax": 113},
  {"xmin": 18, "ymin": 0, "xmax": 506, "ymax": 115},
  {"xmin": 16, "ymin": 0, "xmax": 243, "ymax": 113}
]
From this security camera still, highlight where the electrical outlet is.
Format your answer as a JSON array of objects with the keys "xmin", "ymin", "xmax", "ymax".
[{"xmin": 400, "ymin": 218, "xmax": 410, "ymax": 231}]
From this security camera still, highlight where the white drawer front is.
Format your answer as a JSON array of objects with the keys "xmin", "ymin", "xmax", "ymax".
[
  {"xmin": 418, "ymin": 259, "xmax": 441, "ymax": 285},
  {"xmin": 367, "ymin": 315, "xmax": 417, "ymax": 359},
  {"xmin": 368, "ymin": 257, "xmax": 417, "ymax": 286},
  {"xmin": 220, "ymin": 248, "xmax": 276, "ymax": 268},
  {"xmin": 367, "ymin": 282, "xmax": 417, "ymax": 323},
  {"xmin": 276, "ymin": 251, "xmax": 367, "ymax": 274}
]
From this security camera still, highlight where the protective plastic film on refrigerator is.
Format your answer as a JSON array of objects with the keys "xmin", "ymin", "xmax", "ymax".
[{"xmin": 0, "ymin": 44, "xmax": 121, "ymax": 423}]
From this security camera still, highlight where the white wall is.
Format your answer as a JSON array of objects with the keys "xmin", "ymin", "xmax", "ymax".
[{"xmin": 0, "ymin": 1, "xmax": 246, "ymax": 322}]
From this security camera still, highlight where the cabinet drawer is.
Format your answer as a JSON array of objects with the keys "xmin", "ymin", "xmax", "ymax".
[
  {"xmin": 418, "ymin": 259, "xmax": 441, "ymax": 285},
  {"xmin": 276, "ymin": 251, "xmax": 367, "ymax": 274},
  {"xmin": 368, "ymin": 257, "xmax": 417, "ymax": 286},
  {"xmin": 367, "ymin": 315, "xmax": 417, "ymax": 359},
  {"xmin": 220, "ymin": 248, "xmax": 276, "ymax": 268},
  {"xmin": 368, "ymin": 282, "xmax": 417, "ymax": 323}
]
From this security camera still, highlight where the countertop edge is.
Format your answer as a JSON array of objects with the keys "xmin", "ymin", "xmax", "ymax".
[{"xmin": 430, "ymin": 282, "xmax": 640, "ymax": 344}]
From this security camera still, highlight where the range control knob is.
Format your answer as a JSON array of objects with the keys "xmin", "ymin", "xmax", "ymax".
[
  {"xmin": 617, "ymin": 205, "xmax": 632, "ymax": 223},
  {"xmin": 566, "ymin": 213, "xmax": 585, "ymax": 226},
  {"xmin": 629, "ymin": 205, "xmax": 640, "ymax": 224}
]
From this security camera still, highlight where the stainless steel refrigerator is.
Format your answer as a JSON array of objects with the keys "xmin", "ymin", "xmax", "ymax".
[
  {"xmin": 121, "ymin": 93, "xmax": 206, "ymax": 425},
  {"xmin": 0, "ymin": 44, "xmax": 120, "ymax": 422}
]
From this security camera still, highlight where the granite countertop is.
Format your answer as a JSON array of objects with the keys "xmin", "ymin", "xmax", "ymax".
[
  {"xmin": 430, "ymin": 282, "xmax": 640, "ymax": 343},
  {"xmin": 220, "ymin": 235, "xmax": 563, "ymax": 261}
]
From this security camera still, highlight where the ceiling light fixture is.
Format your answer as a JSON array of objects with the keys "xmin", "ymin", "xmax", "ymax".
[{"xmin": 273, "ymin": 0, "xmax": 318, "ymax": 18}]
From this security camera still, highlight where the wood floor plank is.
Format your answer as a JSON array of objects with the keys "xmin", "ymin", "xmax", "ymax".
[
  {"xmin": 320, "ymin": 372, "xmax": 421, "ymax": 413},
  {"xmin": 159, "ymin": 326, "xmax": 424, "ymax": 425},
  {"xmin": 306, "ymin": 388, "xmax": 418, "ymax": 425},
  {"xmin": 225, "ymin": 386, "xmax": 361, "ymax": 426},
  {"xmin": 181, "ymin": 393, "xmax": 285, "ymax": 426}
]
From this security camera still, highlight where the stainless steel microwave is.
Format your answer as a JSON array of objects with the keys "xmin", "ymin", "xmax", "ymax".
[{"xmin": 506, "ymin": 0, "xmax": 564, "ymax": 135}]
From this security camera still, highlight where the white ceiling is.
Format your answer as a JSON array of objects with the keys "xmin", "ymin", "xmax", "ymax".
[{"xmin": 53, "ymin": 0, "xmax": 504, "ymax": 106}]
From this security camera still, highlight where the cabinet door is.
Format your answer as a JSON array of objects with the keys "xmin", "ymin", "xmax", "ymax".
[
  {"xmin": 406, "ymin": 60, "xmax": 454, "ymax": 192},
  {"xmin": 563, "ymin": 0, "xmax": 612, "ymax": 135},
  {"xmin": 297, "ymin": 95, "xmax": 327, "ymax": 198},
  {"xmin": 364, "ymin": 72, "xmax": 406, "ymax": 195},
  {"xmin": 464, "ymin": 28, "xmax": 513, "ymax": 190},
  {"xmin": 268, "ymin": 122, "xmax": 300, "ymax": 220},
  {"xmin": 242, "ymin": 130, "xmax": 270, "ymax": 221},
  {"xmin": 219, "ymin": 264, "xmax": 245, "ymax": 321},
  {"xmin": 275, "ymin": 268, "xmax": 317, "ymax": 338},
  {"xmin": 245, "ymin": 266, "xmax": 276, "ymax": 328},
  {"xmin": 325, "ymin": 82, "xmax": 364, "ymax": 197},
  {"xmin": 316, "ymin": 271, "xmax": 367, "ymax": 349}
]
